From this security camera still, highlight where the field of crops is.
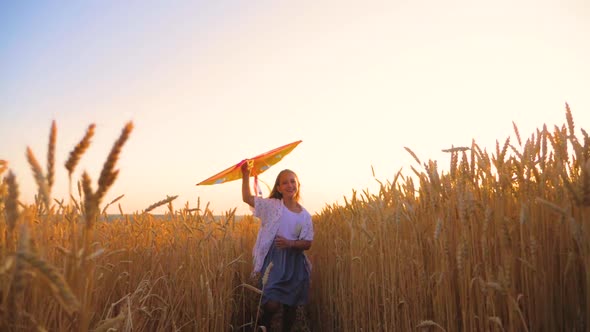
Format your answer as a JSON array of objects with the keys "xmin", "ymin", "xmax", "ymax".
[{"xmin": 1, "ymin": 105, "xmax": 589, "ymax": 331}]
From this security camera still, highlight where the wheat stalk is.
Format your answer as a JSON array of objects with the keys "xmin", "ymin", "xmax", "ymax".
[
  {"xmin": 4, "ymin": 171, "xmax": 20, "ymax": 234},
  {"xmin": 252, "ymin": 262, "xmax": 274, "ymax": 331},
  {"xmin": 488, "ymin": 316, "xmax": 504, "ymax": 331},
  {"xmin": 26, "ymin": 147, "xmax": 50, "ymax": 211},
  {"xmin": 583, "ymin": 158, "xmax": 590, "ymax": 206},
  {"xmin": 565, "ymin": 102, "xmax": 575, "ymax": 137},
  {"xmin": 7, "ymin": 224, "xmax": 31, "ymax": 323},
  {"xmin": 535, "ymin": 197, "xmax": 566, "ymax": 216},
  {"xmin": 0, "ymin": 162, "xmax": 7, "ymax": 216},
  {"xmin": 404, "ymin": 146, "xmax": 421, "ymax": 165},
  {"xmin": 262, "ymin": 262, "xmax": 273, "ymax": 287},
  {"xmin": 19, "ymin": 250, "xmax": 81, "ymax": 315},
  {"xmin": 441, "ymin": 146, "xmax": 470, "ymax": 153},
  {"xmin": 47, "ymin": 120, "xmax": 57, "ymax": 192},
  {"xmin": 95, "ymin": 122, "xmax": 133, "ymax": 205},
  {"xmin": 144, "ymin": 195, "xmax": 179, "ymax": 213},
  {"xmin": 101, "ymin": 194, "xmax": 125, "ymax": 215},
  {"xmin": 434, "ymin": 217, "xmax": 442, "ymax": 240},
  {"xmin": 92, "ymin": 312, "xmax": 126, "ymax": 332},
  {"xmin": 65, "ymin": 124, "xmax": 95, "ymax": 200},
  {"xmin": 236, "ymin": 283, "xmax": 263, "ymax": 295},
  {"xmin": 81, "ymin": 171, "xmax": 97, "ymax": 228},
  {"xmin": 65, "ymin": 124, "xmax": 95, "ymax": 176},
  {"xmin": 512, "ymin": 121, "xmax": 522, "ymax": 146},
  {"xmin": 416, "ymin": 320, "xmax": 447, "ymax": 331}
]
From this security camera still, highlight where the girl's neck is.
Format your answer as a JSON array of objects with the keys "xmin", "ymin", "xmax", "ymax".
[{"xmin": 282, "ymin": 198, "xmax": 300, "ymax": 211}]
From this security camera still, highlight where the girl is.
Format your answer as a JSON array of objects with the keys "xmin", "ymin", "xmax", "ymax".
[{"xmin": 241, "ymin": 162, "xmax": 314, "ymax": 331}]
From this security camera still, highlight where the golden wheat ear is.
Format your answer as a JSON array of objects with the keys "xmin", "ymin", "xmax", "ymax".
[
  {"xmin": 143, "ymin": 195, "xmax": 179, "ymax": 213},
  {"xmin": 65, "ymin": 123, "xmax": 95, "ymax": 195},
  {"xmin": 101, "ymin": 194, "xmax": 125, "ymax": 215},
  {"xmin": 26, "ymin": 146, "xmax": 50, "ymax": 211},
  {"xmin": 81, "ymin": 171, "xmax": 97, "ymax": 228},
  {"xmin": 95, "ymin": 122, "xmax": 133, "ymax": 205},
  {"xmin": 47, "ymin": 120, "xmax": 57, "ymax": 193},
  {"xmin": 262, "ymin": 262, "xmax": 273, "ymax": 287}
]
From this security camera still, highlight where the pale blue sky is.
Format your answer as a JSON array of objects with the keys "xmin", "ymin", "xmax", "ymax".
[{"xmin": 1, "ymin": 0, "xmax": 589, "ymax": 215}]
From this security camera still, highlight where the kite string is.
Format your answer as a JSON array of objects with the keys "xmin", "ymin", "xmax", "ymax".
[{"xmin": 254, "ymin": 176, "xmax": 262, "ymax": 196}]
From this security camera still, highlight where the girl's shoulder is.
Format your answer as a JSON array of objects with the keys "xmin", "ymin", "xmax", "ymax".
[
  {"xmin": 254, "ymin": 197, "xmax": 283, "ymax": 214},
  {"xmin": 299, "ymin": 205, "xmax": 312, "ymax": 220},
  {"xmin": 255, "ymin": 196, "xmax": 281, "ymax": 204}
]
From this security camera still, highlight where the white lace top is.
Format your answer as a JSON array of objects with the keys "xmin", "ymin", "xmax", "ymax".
[{"xmin": 252, "ymin": 196, "xmax": 313, "ymax": 275}]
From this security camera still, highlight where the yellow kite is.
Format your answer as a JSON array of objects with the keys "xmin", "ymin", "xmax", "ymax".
[{"xmin": 196, "ymin": 140, "xmax": 302, "ymax": 191}]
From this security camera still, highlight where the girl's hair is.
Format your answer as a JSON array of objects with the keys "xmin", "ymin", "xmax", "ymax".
[{"xmin": 268, "ymin": 169, "xmax": 300, "ymax": 201}]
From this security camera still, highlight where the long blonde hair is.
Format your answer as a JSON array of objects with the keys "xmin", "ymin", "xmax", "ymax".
[{"xmin": 268, "ymin": 169, "xmax": 300, "ymax": 202}]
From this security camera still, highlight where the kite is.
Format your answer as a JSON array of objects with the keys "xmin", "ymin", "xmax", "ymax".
[{"xmin": 196, "ymin": 140, "xmax": 302, "ymax": 194}]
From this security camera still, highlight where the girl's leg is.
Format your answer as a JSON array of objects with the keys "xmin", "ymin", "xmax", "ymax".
[
  {"xmin": 282, "ymin": 305, "xmax": 296, "ymax": 332},
  {"xmin": 260, "ymin": 300, "xmax": 281, "ymax": 329}
]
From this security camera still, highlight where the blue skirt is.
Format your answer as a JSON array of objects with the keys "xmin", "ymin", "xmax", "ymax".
[{"xmin": 259, "ymin": 243, "xmax": 311, "ymax": 306}]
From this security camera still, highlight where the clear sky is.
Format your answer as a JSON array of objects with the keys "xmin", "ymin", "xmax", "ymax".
[{"xmin": 1, "ymin": 1, "xmax": 589, "ymax": 215}]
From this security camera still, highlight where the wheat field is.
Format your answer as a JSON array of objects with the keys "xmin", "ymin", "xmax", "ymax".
[{"xmin": 1, "ymin": 105, "xmax": 589, "ymax": 331}]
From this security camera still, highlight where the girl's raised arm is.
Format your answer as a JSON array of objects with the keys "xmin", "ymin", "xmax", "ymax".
[{"xmin": 241, "ymin": 162, "xmax": 255, "ymax": 207}]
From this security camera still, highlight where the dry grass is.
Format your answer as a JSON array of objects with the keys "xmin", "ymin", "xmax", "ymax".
[{"xmin": 1, "ymin": 105, "xmax": 589, "ymax": 331}]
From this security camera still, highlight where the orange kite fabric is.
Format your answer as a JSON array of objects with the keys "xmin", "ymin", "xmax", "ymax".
[{"xmin": 196, "ymin": 140, "xmax": 302, "ymax": 186}]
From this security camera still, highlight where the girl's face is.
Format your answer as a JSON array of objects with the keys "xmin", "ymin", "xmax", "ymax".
[{"xmin": 276, "ymin": 172, "xmax": 299, "ymax": 200}]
